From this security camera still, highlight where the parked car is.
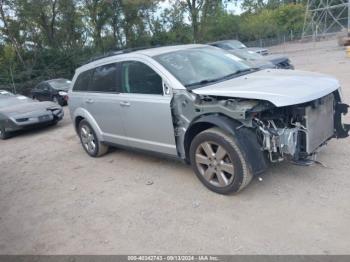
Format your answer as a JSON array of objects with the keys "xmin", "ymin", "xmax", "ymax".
[
  {"xmin": 68, "ymin": 45, "xmax": 349, "ymax": 194},
  {"xmin": 210, "ymin": 39, "xmax": 269, "ymax": 55},
  {"xmin": 0, "ymin": 91, "xmax": 64, "ymax": 139},
  {"xmin": 0, "ymin": 90, "xmax": 15, "ymax": 97},
  {"xmin": 228, "ymin": 49, "xmax": 294, "ymax": 69},
  {"xmin": 31, "ymin": 78, "xmax": 71, "ymax": 106},
  {"xmin": 216, "ymin": 52, "xmax": 276, "ymax": 70}
]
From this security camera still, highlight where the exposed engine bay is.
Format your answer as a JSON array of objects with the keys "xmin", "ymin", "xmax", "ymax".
[{"xmin": 171, "ymin": 89, "xmax": 350, "ymax": 163}]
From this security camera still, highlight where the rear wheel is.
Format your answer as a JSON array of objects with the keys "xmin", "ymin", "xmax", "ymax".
[
  {"xmin": 189, "ymin": 127, "xmax": 253, "ymax": 194},
  {"xmin": 78, "ymin": 120, "xmax": 108, "ymax": 157}
]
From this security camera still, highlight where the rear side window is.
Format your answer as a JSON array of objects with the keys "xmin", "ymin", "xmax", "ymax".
[
  {"xmin": 121, "ymin": 61, "xmax": 163, "ymax": 95},
  {"xmin": 89, "ymin": 63, "xmax": 121, "ymax": 93},
  {"xmin": 73, "ymin": 70, "xmax": 93, "ymax": 91}
]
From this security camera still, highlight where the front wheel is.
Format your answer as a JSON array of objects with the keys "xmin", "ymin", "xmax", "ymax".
[
  {"xmin": 189, "ymin": 127, "xmax": 253, "ymax": 194},
  {"xmin": 0, "ymin": 125, "xmax": 10, "ymax": 140},
  {"xmin": 78, "ymin": 120, "xmax": 108, "ymax": 157}
]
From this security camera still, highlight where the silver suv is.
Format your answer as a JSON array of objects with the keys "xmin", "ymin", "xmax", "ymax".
[{"xmin": 69, "ymin": 44, "xmax": 349, "ymax": 194}]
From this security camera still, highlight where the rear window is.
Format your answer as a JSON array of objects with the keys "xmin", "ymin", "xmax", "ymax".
[
  {"xmin": 73, "ymin": 63, "xmax": 120, "ymax": 93},
  {"xmin": 89, "ymin": 63, "xmax": 121, "ymax": 93},
  {"xmin": 73, "ymin": 70, "xmax": 93, "ymax": 91}
]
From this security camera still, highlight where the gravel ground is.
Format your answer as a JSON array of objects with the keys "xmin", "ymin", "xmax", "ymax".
[{"xmin": 1, "ymin": 38, "xmax": 350, "ymax": 255}]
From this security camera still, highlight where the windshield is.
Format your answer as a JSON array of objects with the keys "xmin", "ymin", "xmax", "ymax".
[
  {"xmin": 154, "ymin": 47, "xmax": 252, "ymax": 88},
  {"xmin": 49, "ymin": 79, "xmax": 71, "ymax": 90}
]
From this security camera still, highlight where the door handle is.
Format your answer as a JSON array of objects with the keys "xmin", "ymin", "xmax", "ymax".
[
  {"xmin": 120, "ymin": 101, "xmax": 131, "ymax": 107},
  {"xmin": 85, "ymin": 98, "xmax": 94, "ymax": 104}
]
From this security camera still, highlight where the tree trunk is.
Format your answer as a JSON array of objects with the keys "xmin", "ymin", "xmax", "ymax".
[{"xmin": 0, "ymin": 0, "xmax": 25, "ymax": 66}]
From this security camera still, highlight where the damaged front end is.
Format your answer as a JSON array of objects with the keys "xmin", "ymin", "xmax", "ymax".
[
  {"xmin": 172, "ymin": 89, "xmax": 349, "ymax": 167},
  {"xmin": 253, "ymin": 91, "xmax": 350, "ymax": 163}
]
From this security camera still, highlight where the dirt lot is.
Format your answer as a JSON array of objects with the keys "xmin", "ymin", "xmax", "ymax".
[{"xmin": 1, "ymin": 38, "xmax": 350, "ymax": 255}]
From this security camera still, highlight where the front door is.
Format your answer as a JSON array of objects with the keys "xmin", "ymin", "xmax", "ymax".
[{"xmin": 119, "ymin": 60, "xmax": 177, "ymax": 156}]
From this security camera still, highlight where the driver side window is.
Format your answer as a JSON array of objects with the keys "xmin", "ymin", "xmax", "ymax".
[{"xmin": 121, "ymin": 61, "xmax": 163, "ymax": 95}]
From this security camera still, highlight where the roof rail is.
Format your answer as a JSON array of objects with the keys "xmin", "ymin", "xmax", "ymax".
[{"xmin": 86, "ymin": 46, "xmax": 158, "ymax": 64}]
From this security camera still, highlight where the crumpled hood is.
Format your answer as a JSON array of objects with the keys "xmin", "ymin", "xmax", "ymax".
[
  {"xmin": 192, "ymin": 69, "xmax": 340, "ymax": 107},
  {"xmin": 1, "ymin": 99, "xmax": 60, "ymax": 116}
]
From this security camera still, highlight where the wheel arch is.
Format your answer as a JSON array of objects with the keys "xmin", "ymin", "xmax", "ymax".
[
  {"xmin": 184, "ymin": 114, "xmax": 268, "ymax": 175},
  {"xmin": 72, "ymin": 107, "xmax": 103, "ymax": 141}
]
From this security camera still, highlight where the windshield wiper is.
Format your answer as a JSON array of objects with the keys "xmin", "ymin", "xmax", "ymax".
[
  {"xmin": 185, "ymin": 68, "xmax": 258, "ymax": 88},
  {"xmin": 185, "ymin": 79, "xmax": 220, "ymax": 88}
]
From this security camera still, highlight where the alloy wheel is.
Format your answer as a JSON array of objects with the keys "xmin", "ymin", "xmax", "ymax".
[
  {"xmin": 80, "ymin": 125, "xmax": 96, "ymax": 154},
  {"xmin": 195, "ymin": 141, "xmax": 235, "ymax": 187}
]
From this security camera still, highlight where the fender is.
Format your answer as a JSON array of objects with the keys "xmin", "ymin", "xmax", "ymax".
[
  {"xmin": 185, "ymin": 114, "xmax": 268, "ymax": 175},
  {"xmin": 73, "ymin": 107, "xmax": 104, "ymax": 141}
]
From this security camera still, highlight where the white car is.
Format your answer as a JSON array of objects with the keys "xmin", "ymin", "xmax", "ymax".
[{"xmin": 68, "ymin": 44, "xmax": 349, "ymax": 194}]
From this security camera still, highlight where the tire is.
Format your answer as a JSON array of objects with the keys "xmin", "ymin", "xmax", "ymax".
[
  {"xmin": 189, "ymin": 127, "xmax": 253, "ymax": 194},
  {"xmin": 0, "ymin": 125, "xmax": 10, "ymax": 140},
  {"xmin": 78, "ymin": 120, "xmax": 108, "ymax": 157}
]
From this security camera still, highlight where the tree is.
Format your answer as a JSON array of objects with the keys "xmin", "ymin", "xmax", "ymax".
[{"xmin": 0, "ymin": 45, "xmax": 17, "ymax": 93}]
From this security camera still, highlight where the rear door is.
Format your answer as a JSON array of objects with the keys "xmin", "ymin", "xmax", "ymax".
[
  {"xmin": 118, "ymin": 60, "xmax": 177, "ymax": 155},
  {"xmin": 83, "ymin": 62, "xmax": 128, "ymax": 146}
]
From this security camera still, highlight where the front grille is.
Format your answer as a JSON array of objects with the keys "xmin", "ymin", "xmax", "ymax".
[{"xmin": 305, "ymin": 94, "xmax": 335, "ymax": 153}]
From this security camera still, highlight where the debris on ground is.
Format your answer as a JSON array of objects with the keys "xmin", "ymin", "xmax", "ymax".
[
  {"xmin": 146, "ymin": 180, "xmax": 153, "ymax": 185},
  {"xmin": 104, "ymin": 177, "xmax": 114, "ymax": 182},
  {"xmin": 192, "ymin": 200, "xmax": 200, "ymax": 208}
]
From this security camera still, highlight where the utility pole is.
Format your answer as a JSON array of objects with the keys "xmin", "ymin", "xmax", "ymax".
[{"xmin": 303, "ymin": 0, "xmax": 350, "ymax": 38}]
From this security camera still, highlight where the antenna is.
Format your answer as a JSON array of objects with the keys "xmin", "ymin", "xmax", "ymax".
[{"xmin": 302, "ymin": 0, "xmax": 350, "ymax": 38}]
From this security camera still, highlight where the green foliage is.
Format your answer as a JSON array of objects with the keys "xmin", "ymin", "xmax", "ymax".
[
  {"xmin": 273, "ymin": 3, "xmax": 305, "ymax": 34},
  {"xmin": 0, "ymin": 0, "xmax": 307, "ymax": 94}
]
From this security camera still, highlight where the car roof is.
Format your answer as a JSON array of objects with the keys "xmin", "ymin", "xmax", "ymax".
[
  {"xmin": 76, "ymin": 44, "xmax": 208, "ymax": 72},
  {"xmin": 45, "ymin": 78, "xmax": 70, "ymax": 83},
  {"xmin": 134, "ymin": 44, "xmax": 206, "ymax": 56}
]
